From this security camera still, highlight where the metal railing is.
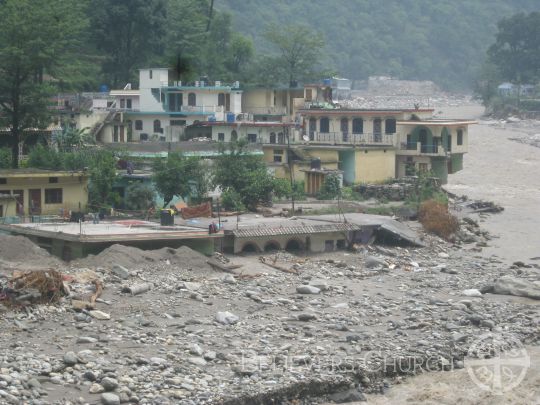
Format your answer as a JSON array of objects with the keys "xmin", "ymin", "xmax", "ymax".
[
  {"xmin": 305, "ymin": 131, "xmax": 394, "ymax": 145},
  {"xmin": 244, "ymin": 106, "xmax": 288, "ymax": 115},
  {"xmin": 400, "ymin": 142, "xmax": 442, "ymax": 154}
]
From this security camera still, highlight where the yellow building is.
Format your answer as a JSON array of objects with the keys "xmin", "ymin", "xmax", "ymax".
[{"xmin": 0, "ymin": 169, "xmax": 89, "ymax": 217}]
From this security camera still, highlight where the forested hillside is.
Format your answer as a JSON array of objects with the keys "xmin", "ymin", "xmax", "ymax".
[{"xmin": 217, "ymin": 0, "xmax": 539, "ymax": 89}]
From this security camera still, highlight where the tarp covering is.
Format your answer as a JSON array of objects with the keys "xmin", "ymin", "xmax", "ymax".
[{"xmin": 181, "ymin": 202, "xmax": 212, "ymax": 220}]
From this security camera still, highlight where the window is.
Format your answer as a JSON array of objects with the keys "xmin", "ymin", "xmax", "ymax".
[
  {"xmin": 113, "ymin": 126, "xmax": 119, "ymax": 142},
  {"xmin": 0, "ymin": 178, "xmax": 7, "ymax": 185},
  {"xmin": 49, "ymin": 177, "xmax": 59, "ymax": 184},
  {"xmin": 273, "ymin": 149, "xmax": 283, "ymax": 163},
  {"xmin": 218, "ymin": 93, "xmax": 225, "ymax": 106},
  {"xmin": 418, "ymin": 163, "xmax": 428, "ymax": 173},
  {"xmin": 126, "ymin": 99, "xmax": 132, "ymax": 109},
  {"xmin": 320, "ymin": 117, "xmax": 329, "ymax": 133},
  {"xmin": 140, "ymin": 133, "xmax": 149, "ymax": 141},
  {"xmin": 218, "ymin": 132, "xmax": 225, "ymax": 141},
  {"xmin": 170, "ymin": 120, "xmax": 186, "ymax": 126},
  {"xmin": 153, "ymin": 120, "xmax": 162, "ymax": 134},
  {"xmin": 385, "ymin": 118, "xmax": 396, "ymax": 134},
  {"xmin": 457, "ymin": 129, "xmax": 463, "ymax": 145},
  {"xmin": 269, "ymin": 132, "xmax": 276, "ymax": 144},
  {"xmin": 45, "ymin": 188, "xmax": 63, "ymax": 204},
  {"xmin": 135, "ymin": 120, "xmax": 143, "ymax": 130},
  {"xmin": 169, "ymin": 93, "xmax": 182, "ymax": 111},
  {"xmin": 231, "ymin": 130, "xmax": 238, "ymax": 142},
  {"xmin": 278, "ymin": 132, "xmax": 284, "ymax": 144},
  {"xmin": 352, "ymin": 118, "xmax": 363, "ymax": 134},
  {"xmin": 120, "ymin": 99, "xmax": 125, "ymax": 108},
  {"xmin": 188, "ymin": 93, "xmax": 196, "ymax": 106},
  {"xmin": 247, "ymin": 133, "xmax": 257, "ymax": 143},
  {"xmin": 149, "ymin": 70, "xmax": 153, "ymax": 79},
  {"xmin": 305, "ymin": 88, "xmax": 313, "ymax": 101}
]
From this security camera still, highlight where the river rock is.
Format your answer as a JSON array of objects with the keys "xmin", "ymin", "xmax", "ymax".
[
  {"xmin": 111, "ymin": 264, "xmax": 130, "ymax": 279},
  {"xmin": 89, "ymin": 310, "xmax": 111, "ymax": 320},
  {"xmin": 296, "ymin": 285, "xmax": 320, "ymax": 294},
  {"xmin": 101, "ymin": 392, "xmax": 120, "ymax": 405},
  {"xmin": 461, "ymin": 289, "xmax": 482, "ymax": 297},
  {"xmin": 365, "ymin": 255, "xmax": 385, "ymax": 268},
  {"xmin": 216, "ymin": 311, "xmax": 239, "ymax": 325},
  {"xmin": 63, "ymin": 351, "xmax": 78, "ymax": 365},
  {"xmin": 489, "ymin": 276, "xmax": 540, "ymax": 300}
]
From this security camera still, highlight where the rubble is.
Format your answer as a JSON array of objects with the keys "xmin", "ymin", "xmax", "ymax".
[{"xmin": 0, "ymin": 230, "xmax": 538, "ymax": 404}]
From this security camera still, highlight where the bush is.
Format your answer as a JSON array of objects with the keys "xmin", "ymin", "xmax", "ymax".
[
  {"xmin": 125, "ymin": 183, "xmax": 156, "ymax": 210},
  {"xmin": 221, "ymin": 189, "xmax": 245, "ymax": 211},
  {"xmin": 418, "ymin": 200, "xmax": 459, "ymax": 240},
  {"xmin": 317, "ymin": 173, "xmax": 341, "ymax": 200},
  {"xmin": 0, "ymin": 147, "xmax": 12, "ymax": 168}
]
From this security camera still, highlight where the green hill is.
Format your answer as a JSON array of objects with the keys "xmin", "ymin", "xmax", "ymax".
[{"xmin": 217, "ymin": 0, "xmax": 539, "ymax": 89}]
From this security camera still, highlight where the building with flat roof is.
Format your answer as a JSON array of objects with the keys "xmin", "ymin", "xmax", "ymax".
[{"xmin": 0, "ymin": 169, "xmax": 88, "ymax": 217}]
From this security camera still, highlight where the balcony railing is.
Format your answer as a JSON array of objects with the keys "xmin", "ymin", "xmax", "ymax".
[
  {"xmin": 400, "ymin": 142, "xmax": 445, "ymax": 155},
  {"xmin": 172, "ymin": 105, "xmax": 224, "ymax": 114},
  {"xmin": 305, "ymin": 131, "xmax": 394, "ymax": 145},
  {"xmin": 244, "ymin": 106, "xmax": 288, "ymax": 115}
]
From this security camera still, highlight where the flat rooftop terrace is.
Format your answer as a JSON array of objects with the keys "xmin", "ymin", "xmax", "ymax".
[{"xmin": 0, "ymin": 220, "xmax": 222, "ymax": 243}]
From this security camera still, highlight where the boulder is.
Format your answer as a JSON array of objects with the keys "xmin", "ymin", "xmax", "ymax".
[{"xmin": 490, "ymin": 276, "xmax": 540, "ymax": 300}]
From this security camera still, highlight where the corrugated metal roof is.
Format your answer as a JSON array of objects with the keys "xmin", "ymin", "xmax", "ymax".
[{"xmin": 232, "ymin": 222, "xmax": 362, "ymax": 238}]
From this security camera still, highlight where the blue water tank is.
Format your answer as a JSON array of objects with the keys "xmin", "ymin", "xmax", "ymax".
[
  {"xmin": 99, "ymin": 84, "xmax": 109, "ymax": 93},
  {"xmin": 226, "ymin": 112, "xmax": 235, "ymax": 123},
  {"xmin": 208, "ymin": 115, "xmax": 217, "ymax": 122},
  {"xmin": 323, "ymin": 78, "xmax": 331, "ymax": 86}
]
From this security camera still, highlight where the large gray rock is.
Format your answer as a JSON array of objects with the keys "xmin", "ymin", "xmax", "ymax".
[
  {"xmin": 63, "ymin": 351, "xmax": 78, "ymax": 366},
  {"xmin": 489, "ymin": 276, "xmax": 540, "ymax": 300},
  {"xmin": 101, "ymin": 393, "xmax": 120, "ymax": 405},
  {"xmin": 111, "ymin": 264, "xmax": 130, "ymax": 279},
  {"xmin": 296, "ymin": 285, "xmax": 320, "ymax": 294},
  {"xmin": 216, "ymin": 311, "xmax": 239, "ymax": 325}
]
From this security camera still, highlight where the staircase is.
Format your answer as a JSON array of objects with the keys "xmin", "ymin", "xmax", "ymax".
[{"xmin": 90, "ymin": 101, "xmax": 118, "ymax": 143}]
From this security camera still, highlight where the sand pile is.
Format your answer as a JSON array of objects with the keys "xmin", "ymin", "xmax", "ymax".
[
  {"xmin": 74, "ymin": 244, "xmax": 213, "ymax": 272},
  {"xmin": 0, "ymin": 235, "xmax": 62, "ymax": 267}
]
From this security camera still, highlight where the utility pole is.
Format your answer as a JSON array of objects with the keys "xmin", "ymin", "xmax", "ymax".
[{"xmin": 286, "ymin": 124, "xmax": 295, "ymax": 214}]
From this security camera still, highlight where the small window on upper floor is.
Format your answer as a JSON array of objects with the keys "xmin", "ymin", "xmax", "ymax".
[
  {"xmin": 218, "ymin": 133, "xmax": 225, "ymax": 141},
  {"xmin": 49, "ymin": 177, "xmax": 59, "ymax": 184},
  {"xmin": 149, "ymin": 70, "xmax": 153, "ymax": 79},
  {"xmin": 457, "ymin": 129, "xmax": 463, "ymax": 145},
  {"xmin": 247, "ymin": 133, "xmax": 257, "ymax": 143},
  {"xmin": 135, "ymin": 120, "xmax": 143, "ymax": 130},
  {"xmin": 188, "ymin": 93, "xmax": 196, "ymax": 106},
  {"xmin": 0, "ymin": 178, "xmax": 6, "ymax": 185}
]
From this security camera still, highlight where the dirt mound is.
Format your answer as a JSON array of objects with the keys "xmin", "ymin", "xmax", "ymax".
[
  {"xmin": 74, "ymin": 244, "xmax": 212, "ymax": 272},
  {"xmin": 0, "ymin": 234, "xmax": 62, "ymax": 267}
]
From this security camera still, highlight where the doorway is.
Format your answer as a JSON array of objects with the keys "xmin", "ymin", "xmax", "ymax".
[{"xmin": 29, "ymin": 189, "xmax": 41, "ymax": 215}]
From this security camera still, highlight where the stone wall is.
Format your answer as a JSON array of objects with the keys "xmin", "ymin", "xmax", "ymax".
[{"xmin": 355, "ymin": 177, "xmax": 441, "ymax": 201}]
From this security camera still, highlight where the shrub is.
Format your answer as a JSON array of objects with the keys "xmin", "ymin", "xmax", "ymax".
[
  {"xmin": 125, "ymin": 183, "xmax": 156, "ymax": 211},
  {"xmin": 418, "ymin": 200, "xmax": 459, "ymax": 240},
  {"xmin": 317, "ymin": 173, "xmax": 341, "ymax": 200},
  {"xmin": 221, "ymin": 189, "xmax": 245, "ymax": 211},
  {"xmin": 0, "ymin": 147, "xmax": 12, "ymax": 168}
]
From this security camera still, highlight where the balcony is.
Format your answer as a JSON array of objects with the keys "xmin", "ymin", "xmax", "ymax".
[
  {"xmin": 304, "ymin": 131, "xmax": 394, "ymax": 146},
  {"xmin": 169, "ymin": 105, "xmax": 225, "ymax": 114},
  {"xmin": 399, "ymin": 142, "xmax": 446, "ymax": 156},
  {"xmin": 244, "ymin": 106, "xmax": 288, "ymax": 116}
]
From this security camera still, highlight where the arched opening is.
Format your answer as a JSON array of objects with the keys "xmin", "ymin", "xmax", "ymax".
[
  {"xmin": 373, "ymin": 118, "xmax": 382, "ymax": 142},
  {"xmin": 352, "ymin": 118, "xmax": 363, "ymax": 134},
  {"xmin": 264, "ymin": 241, "xmax": 281, "ymax": 252},
  {"xmin": 285, "ymin": 239, "xmax": 304, "ymax": 252},
  {"xmin": 188, "ymin": 93, "xmax": 196, "ymax": 106},
  {"xmin": 231, "ymin": 130, "xmax": 238, "ymax": 142},
  {"xmin": 241, "ymin": 242, "xmax": 259, "ymax": 253},
  {"xmin": 319, "ymin": 117, "xmax": 329, "ymax": 133},
  {"xmin": 277, "ymin": 132, "xmax": 284, "ymax": 144},
  {"xmin": 269, "ymin": 132, "xmax": 276, "ymax": 144}
]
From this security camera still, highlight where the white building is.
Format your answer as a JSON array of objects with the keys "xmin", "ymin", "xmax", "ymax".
[{"xmin": 94, "ymin": 68, "xmax": 243, "ymax": 144}]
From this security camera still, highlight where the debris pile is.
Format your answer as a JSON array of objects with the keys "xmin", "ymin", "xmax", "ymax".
[{"xmin": 1, "ymin": 269, "xmax": 67, "ymax": 306}]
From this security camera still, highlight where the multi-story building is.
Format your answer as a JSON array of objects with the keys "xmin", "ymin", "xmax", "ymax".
[{"xmin": 94, "ymin": 68, "xmax": 243, "ymax": 144}]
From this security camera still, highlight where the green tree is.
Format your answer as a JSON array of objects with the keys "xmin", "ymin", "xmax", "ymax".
[
  {"xmin": 487, "ymin": 12, "xmax": 540, "ymax": 84},
  {"xmin": 0, "ymin": 0, "xmax": 86, "ymax": 168},
  {"xmin": 125, "ymin": 183, "xmax": 156, "ymax": 211},
  {"xmin": 264, "ymin": 24, "xmax": 326, "ymax": 87},
  {"xmin": 213, "ymin": 140, "xmax": 281, "ymax": 210},
  {"xmin": 0, "ymin": 148, "xmax": 12, "ymax": 169},
  {"xmin": 55, "ymin": 127, "xmax": 93, "ymax": 153},
  {"xmin": 317, "ymin": 173, "xmax": 341, "ymax": 200},
  {"xmin": 153, "ymin": 153, "xmax": 206, "ymax": 208},
  {"xmin": 88, "ymin": 150, "xmax": 118, "ymax": 208},
  {"xmin": 88, "ymin": 0, "xmax": 167, "ymax": 87}
]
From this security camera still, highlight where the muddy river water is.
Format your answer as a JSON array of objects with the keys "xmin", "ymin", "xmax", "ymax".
[{"xmin": 363, "ymin": 104, "xmax": 540, "ymax": 405}]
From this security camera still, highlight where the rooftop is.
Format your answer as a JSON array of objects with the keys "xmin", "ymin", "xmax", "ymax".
[
  {"xmin": 0, "ymin": 220, "xmax": 221, "ymax": 243},
  {"xmin": 0, "ymin": 169, "xmax": 88, "ymax": 178},
  {"xmin": 396, "ymin": 119, "xmax": 477, "ymax": 126}
]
